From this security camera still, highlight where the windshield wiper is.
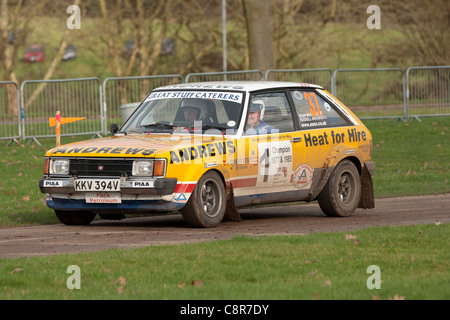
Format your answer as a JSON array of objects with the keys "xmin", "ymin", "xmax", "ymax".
[
  {"xmin": 128, "ymin": 122, "xmax": 176, "ymax": 133},
  {"xmin": 142, "ymin": 122, "xmax": 176, "ymax": 129},
  {"xmin": 202, "ymin": 124, "xmax": 231, "ymax": 131}
]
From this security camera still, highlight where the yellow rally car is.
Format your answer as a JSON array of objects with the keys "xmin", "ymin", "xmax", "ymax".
[{"xmin": 39, "ymin": 81, "xmax": 375, "ymax": 227}]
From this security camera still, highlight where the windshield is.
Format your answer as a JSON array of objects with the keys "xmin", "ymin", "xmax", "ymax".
[{"xmin": 120, "ymin": 90, "xmax": 245, "ymax": 135}]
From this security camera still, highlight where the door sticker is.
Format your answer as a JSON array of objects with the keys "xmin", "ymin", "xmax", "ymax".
[
  {"xmin": 256, "ymin": 140, "xmax": 293, "ymax": 187},
  {"xmin": 293, "ymin": 164, "xmax": 313, "ymax": 190}
]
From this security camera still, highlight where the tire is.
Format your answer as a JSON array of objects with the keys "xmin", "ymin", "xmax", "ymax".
[
  {"xmin": 55, "ymin": 210, "xmax": 96, "ymax": 225},
  {"xmin": 318, "ymin": 160, "xmax": 361, "ymax": 217},
  {"xmin": 181, "ymin": 171, "xmax": 226, "ymax": 228}
]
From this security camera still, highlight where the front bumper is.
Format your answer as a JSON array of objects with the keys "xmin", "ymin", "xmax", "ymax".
[
  {"xmin": 46, "ymin": 196, "xmax": 185, "ymax": 212},
  {"xmin": 40, "ymin": 177, "xmax": 180, "ymax": 212},
  {"xmin": 39, "ymin": 177, "xmax": 177, "ymax": 195}
]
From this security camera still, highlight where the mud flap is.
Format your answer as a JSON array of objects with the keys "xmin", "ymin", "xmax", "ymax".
[
  {"xmin": 358, "ymin": 165, "xmax": 375, "ymax": 209},
  {"xmin": 223, "ymin": 185, "xmax": 242, "ymax": 222}
]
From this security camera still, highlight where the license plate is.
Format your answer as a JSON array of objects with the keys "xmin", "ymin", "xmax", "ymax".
[
  {"xmin": 75, "ymin": 179, "xmax": 121, "ymax": 191},
  {"xmin": 85, "ymin": 192, "xmax": 122, "ymax": 204}
]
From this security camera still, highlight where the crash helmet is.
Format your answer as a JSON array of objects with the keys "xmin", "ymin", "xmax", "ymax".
[
  {"xmin": 249, "ymin": 99, "xmax": 265, "ymax": 120},
  {"xmin": 180, "ymin": 98, "xmax": 208, "ymax": 120}
]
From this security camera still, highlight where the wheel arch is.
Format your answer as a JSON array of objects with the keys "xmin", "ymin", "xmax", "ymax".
[
  {"xmin": 308, "ymin": 154, "xmax": 363, "ymax": 202},
  {"xmin": 207, "ymin": 168, "xmax": 241, "ymax": 222}
]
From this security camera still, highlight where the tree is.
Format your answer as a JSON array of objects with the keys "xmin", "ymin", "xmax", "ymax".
[
  {"xmin": 85, "ymin": 0, "xmax": 175, "ymax": 78},
  {"xmin": 0, "ymin": 0, "xmax": 83, "ymax": 113},
  {"xmin": 0, "ymin": 0, "xmax": 55, "ymax": 114},
  {"xmin": 387, "ymin": 0, "xmax": 449, "ymax": 66},
  {"xmin": 0, "ymin": 0, "xmax": 35, "ymax": 84},
  {"xmin": 241, "ymin": 0, "xmax": 274, "ymax": 73}
]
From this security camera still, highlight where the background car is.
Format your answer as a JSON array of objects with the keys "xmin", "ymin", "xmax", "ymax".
[
  {"xmin": 24, "ymin": 44, "xmax": 44, "ymax": 62},
  {"xmin": 62, "ymin": 44, "xmax": 77, "ymax": 61},
  {"xmin": 7, "ymin": 29, "xmax": 26, "ymax": 45}
]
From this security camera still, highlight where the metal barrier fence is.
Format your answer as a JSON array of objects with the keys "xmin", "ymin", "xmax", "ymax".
[
  {"xmin": 405, "ymin": 66, "xmax": 450, "ymax": 121},
  {"xmin": 265, "ymin": 68, "xmax": 333, "ymax": 92},
  {"xmin": 331, "ymin": 68, "xmax": 406, "ymax": 120},
  {"xmin": 102, "ymin": 75, "xmax": 183, "ymax": 130},
  {"xmin": 0, "ymin": 81, "xmax": 21, "ymax": 145},
  {"xmin": 1, "ymin": 66, "xmax": 449, "ymax": 147},
  {"xmin": 20, "ymin": 78, "xmax": 102, "ymax": 145},
  {"xmin": 185, "ymin": 70, "xmax": 264, "ymax": 83}
]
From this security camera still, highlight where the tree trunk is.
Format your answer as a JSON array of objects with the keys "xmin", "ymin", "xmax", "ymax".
[{"xmin": 242, "ymin": 0, "xmax": 275, "ymax": 73}]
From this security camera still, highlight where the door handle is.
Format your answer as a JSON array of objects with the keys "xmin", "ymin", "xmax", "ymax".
[{"xmin": 291, "ymin": 137, "xmax": 302, "ymax": 143}]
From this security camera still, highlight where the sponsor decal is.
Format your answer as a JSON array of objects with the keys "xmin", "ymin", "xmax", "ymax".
[
  {"xmin": 52, "ymin": 146, "xmax": 157, "ymax": 156},
  {"xmin": 145, "ymin": 91, "xmax": 243, "ymax": 104},
  {"xmin": 44, "ymin": 180, "xmax": 63, "ymax": 187},
  {"xmin": 303, "ymin": 129, "xmax": 367, "ymax": 147},
  {"xmin": 132, "ymin": 181, "xmax": 155, "ymax": 188},
  {"xmin": 174, "ymin": 193, "xmax": 188, "ymax": 203},
  {"xmin": 85, "ymin": 192, "xmax": 121, "ymax": 204},
  {"xmin": 204, "ymin": 162, "xmax": 218, "ymax": 168},
  {"xmin": 170, "ymin": 141, "xmax": 235, "ymax": 164},
  {"xmin": 293, "ymin": 164, "xmax": 314, "ymax": 190}
]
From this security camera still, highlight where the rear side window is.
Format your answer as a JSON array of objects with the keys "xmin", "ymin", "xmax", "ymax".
[
  {"xmin": 289, "ymin": 90, "xmax": 349, "ymax": 129},
  {"xmin": 244, "ymin": 92, "xmax": 295, "ymax": 134}
]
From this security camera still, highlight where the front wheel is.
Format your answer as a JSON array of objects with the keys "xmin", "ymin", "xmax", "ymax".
[
  {"xmin": 181, "ymin": 171, "xmax": 226, "ymax": 228},
  {"xmin": 55, "ymin": 210, "xmax": 96, "ymax": 225},
  {"xmin": 318, "ymin": 160, "xmax": 361, "ymax": 217}
]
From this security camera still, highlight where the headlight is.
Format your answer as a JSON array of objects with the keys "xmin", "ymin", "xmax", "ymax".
[
  {"xmin": 50, "ymin": 159, "xmax": 70, "ymax": 175},
  {"xmin": 133, "ymin": 160, "xmax": 154, "ymax": 176}
]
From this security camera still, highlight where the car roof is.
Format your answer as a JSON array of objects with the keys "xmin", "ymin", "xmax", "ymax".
[{"xmin": 155, "ymin": 81, "xmax": 324, "ymax": 92}]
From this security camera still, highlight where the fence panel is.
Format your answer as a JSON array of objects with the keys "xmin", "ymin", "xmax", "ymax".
[
  {"xmin": 103, "ymin": 75, "xmax": 183, "ymax": 130},
  {"xmin": 0, "ymin": 81, "xmax": 21, "ymax": 145},
  {"xmin": 265, "ymin": 68, "xmax": 332, "ymax": 91},
  {"xmin": 21, "ymin": 78, "xmax": 102, "ymax": 144},
  {"xmin": 332, "ymin": 68, "xmax": 405, "ymax": 120},
  {"xmin": 185, "ymin": 70, "xmax": 264, "ymax": 83},
  {"xmin": 406, "ymin": 66, "xmax": 450, "ymax": 120}
]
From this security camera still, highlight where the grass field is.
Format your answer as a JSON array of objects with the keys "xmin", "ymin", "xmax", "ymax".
[{"xmin": 1, "ymin": 223, "xmax": 448, "ymax": 300}]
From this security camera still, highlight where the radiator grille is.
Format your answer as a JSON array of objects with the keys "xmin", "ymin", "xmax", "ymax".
[{"xmin": 69, "ymin": 158, "xmax": 133, "ymax": 177}]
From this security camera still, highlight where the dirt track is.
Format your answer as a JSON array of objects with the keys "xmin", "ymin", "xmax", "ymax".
[{"xmin": 1, "ymin": 193, "xmax": 449, "ymax": 258}]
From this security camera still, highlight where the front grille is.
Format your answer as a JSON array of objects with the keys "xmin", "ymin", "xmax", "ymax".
[{"xmin": 69, "ymin": 158, "xmax": 133, "ymax": 177}]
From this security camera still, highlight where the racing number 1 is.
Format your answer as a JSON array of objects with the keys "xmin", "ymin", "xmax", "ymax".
[
  {"xmin": 304, "ymin": 92, "xmax": 322, "ymax": 117},
  {"xmin": 259, "ymin": 148, "xmax": 270, "ymax": 183}
]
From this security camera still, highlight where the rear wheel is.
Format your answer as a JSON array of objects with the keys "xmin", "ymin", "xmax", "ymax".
[
  {"xmin": 318, "ymin": 160, "xmax": 361, "ymax": 217},
  {"xmin": 181, "ymin": 171, "xmax": 226, "ymax": 228},
  {"xmin": 55, "ymin": 210, "xmax": 96, "ymax": 225}
]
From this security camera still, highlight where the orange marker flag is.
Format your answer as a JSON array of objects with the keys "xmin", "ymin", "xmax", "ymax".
[
  {"xmin": 48, "ymin": 116, "xmax": 86, "ymax": 127},
  {"xmin": 49, "ymin": 111, "xmax": 86, "ymax": 147}
]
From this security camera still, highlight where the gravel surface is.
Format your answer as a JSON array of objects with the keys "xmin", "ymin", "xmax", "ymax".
[{"xmin": 1, "ymin": 194, "xmax": 449, "ymax": 258}]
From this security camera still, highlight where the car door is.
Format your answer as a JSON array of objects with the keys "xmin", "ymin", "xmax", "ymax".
[{"xmin": 233, "ymin": 91, "xmax": 298, "ymax": 205}]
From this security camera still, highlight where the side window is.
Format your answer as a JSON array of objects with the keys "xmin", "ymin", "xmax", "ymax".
[
  {"xmin": 244, "ymin": 92, "xmax": 294, "ymax": 135},
  {"xmin": 290, "ymin": 90, "xmax": 349, "ymax": 129}
]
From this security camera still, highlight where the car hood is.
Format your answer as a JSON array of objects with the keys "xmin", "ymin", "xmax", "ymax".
[{"xmin": 45, "ymin": 134, "xmax": 229, "ymax": 158}]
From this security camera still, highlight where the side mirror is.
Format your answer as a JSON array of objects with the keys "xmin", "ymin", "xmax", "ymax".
[{"xmin": 110, "ymin": 123, "xmax": 119, "ymax": 136}]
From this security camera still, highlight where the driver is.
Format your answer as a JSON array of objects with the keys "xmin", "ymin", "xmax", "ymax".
[
  {"xmin": 179, "ymin": 99, "xmax": 208, "ymax": 125},
  {"xmin": 181, "ymin": 106, "xmax": 200, "ymax": 125}
]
